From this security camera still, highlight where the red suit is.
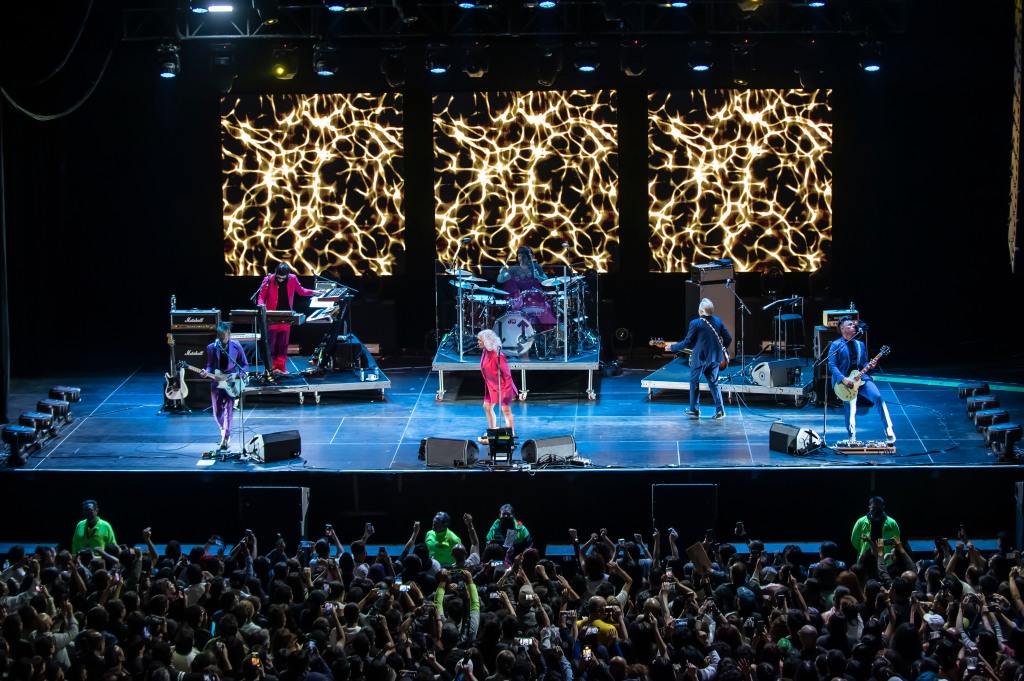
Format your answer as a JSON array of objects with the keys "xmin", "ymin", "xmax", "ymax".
[
  {"xmin": 256, "ymin": 273, "xmax": 316, "ymax": 372},
  {"xmin": 480, "ymin": 348, "xmax": 518, "ymax": 405}
]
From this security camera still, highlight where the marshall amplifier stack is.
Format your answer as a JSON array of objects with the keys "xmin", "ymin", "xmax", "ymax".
[{"xmin": 168, "ymin": 308, "xmax": 220, "ymax": 409}]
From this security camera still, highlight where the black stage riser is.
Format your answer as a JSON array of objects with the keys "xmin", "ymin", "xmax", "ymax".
[{"xmin": 4, "ymin": 468, "xmax": 1023, "ymax": 566}]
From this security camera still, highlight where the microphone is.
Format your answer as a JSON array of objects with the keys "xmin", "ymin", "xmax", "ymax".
[
  {"xmin": 857, "ymin": 321, "xmax": 869, "ymax": 331},
  {"xmin": 726, "ymin": 278, "xmax": 733, "ymax": 286},
  {"xmin": 562, "ymin": 242, "xmax": 569, "ymax": 249}
]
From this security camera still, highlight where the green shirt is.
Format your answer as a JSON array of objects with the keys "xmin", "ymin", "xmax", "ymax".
[{"xmin": 72, "ymin": 518, "xmax": 117, "ymax": 554}]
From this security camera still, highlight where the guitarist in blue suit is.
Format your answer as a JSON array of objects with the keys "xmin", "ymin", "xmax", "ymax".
[
  {"xmin": 828, "ymin": 316, "xmax": 894, "ymax": 444},
  {"xmin": 204, "ymin": 322, "xmax": 249, "ymax": 450},
  {"xmin": 668, "ymin": 297, "xmax": 732, "ymax": 420}
]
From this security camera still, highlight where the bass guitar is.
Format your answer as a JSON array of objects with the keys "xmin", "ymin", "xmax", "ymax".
[
  {"xmin": 833, "ymin": 345, "xmax": 891, "ymax": 402},
  {"xmin": 164, "ymin": 334, "xmax": 188, "ymax": 401},
  {"xmin": 649, "ymin": 338, "xmax": 728, "ymax": 370},
  {"xmin": 179, "ymin": 362, "xmax": 246, "ymax": 398}
]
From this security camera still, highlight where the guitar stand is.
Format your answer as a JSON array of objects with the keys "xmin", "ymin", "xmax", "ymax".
[{"xmin": 158, "ymin": 399, "xmax": 191, "ymax": 416}]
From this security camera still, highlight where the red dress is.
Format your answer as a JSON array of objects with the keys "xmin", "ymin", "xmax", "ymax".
[{"xmin": 480, "ymin": 348, "xmax": 519, "ymax": 405}]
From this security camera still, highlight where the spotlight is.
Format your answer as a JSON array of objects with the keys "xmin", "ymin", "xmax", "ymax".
[
  {"xmin": 859, "ymin": 42, "xmax": 882, "ymax": 72},
  {"xmin": 393, "ymin": 0, "xmax": 419, "ymax": 24},
  {"xmin": 255, "ymin": 0, "xmax": 280, "ymax": 23},
  {"xmin": 574, "ymin": 41, "xmax": 599, "ymax": 73},
  {"xmin": 805, "ymin": 0, "xmax": 825, "ymax": 6},
  {"xmin": 191, "ymin": 0, "xmax": 233, "ymax": 12},
  {"xmin": 463, "ymin": 45, "xmax": 489, "ymax": 78},
  {"xmin": 313, "ymin": 43, "xmax": 339, "ymax": 76},
  {"xmin": 731, "ymin": 42, "xmax": 755, "ymax": 86},
  {"xmin": 538, "ymin": 0, "xmax": 556, "ymax": 7},
  {"xmin": 536, "ymin": 46, "xmax": 562, "ymax": 86},
  {"xmin": 380, "ymin": 47, "xmax": 406, "ymax": 88},
  {"xmin": 619, "ymin": 39, "xmax": 646, "ymax": 77},
  {"xmin": 688, "ymin": 40, "xmax": 713, "ymax": 72},
  {"xmin": 271, "ymin": 45, "xmax": 298, "ymax": 80},
  {"xmin": 210, "ymin": 42, "xmax": 236, "ymax": 93},
  {"xmin": 325, "ymin": 0, "xmax": 346, "ymax": 10},
  {"xmin": 425, "ymin": 46, "xmax": 451, "ymax": 74},
  {"xmin": 157, "ymin": 42, "xmax": 180, "ymax": 79},
  {"xmin": 666, "ymin": 1, "xmax": 688, "ymax": 6}
]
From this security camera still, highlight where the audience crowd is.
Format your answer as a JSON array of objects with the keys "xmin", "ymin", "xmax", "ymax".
[{"xmin": 0, "ymin": 500, "xmax": 1020, "ymax": 681}]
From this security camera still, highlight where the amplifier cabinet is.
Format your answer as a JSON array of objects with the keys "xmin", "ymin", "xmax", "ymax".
[
  {"xmin": 171, "ymin": 309, "xmax": 221, "ymax": 331},
  {"xmin": 171, "ymin": 333, "xmax": 215, "ymax": 370}
]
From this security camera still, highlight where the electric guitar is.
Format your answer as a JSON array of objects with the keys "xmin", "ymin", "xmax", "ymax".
[
  {"xmin": 164, "ymin": 334, "xmax": 188, "ymax": 401},
  {"xmin": 178, "ymin": 362, "xmax": 245, "ymax": 398},
  {"xmin": 833, "ymin": 345, "xmax": 891, "ymax": 402},
  {"xmin": 649, "ymin": 338, "xmax": 728, "ymax": 370}
]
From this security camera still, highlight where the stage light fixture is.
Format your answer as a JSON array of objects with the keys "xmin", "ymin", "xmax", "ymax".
[
  {"xmin": 574, "ymin": 42, "xmax": 599, "ymax": 73},
  {"xmin": 538, "ymin": 0, "xmax": 557, "ymax": 8},
  {"xmin": 313, "ymin": 43, "xmax": 339, "ymax": 76},
  {"xmin": 157, "ymin": 42, "xmax": 180, "ymax": 79},
  {"xmin": 191, "ymin": 0, "xmax": 234, "ymax": 12},
  {"xmin": 666, "ymin": 1, "xmax": 689, "ymax": 7},
  {"xmin": 688, "ymin": 40, "xmax": 713, "ymax": 72},
  {"xmin": 425, "ymin": 46, "xmax": 451, "ymax": 74},
  {"xmin": 462, "ymin": 45, "xmax": 489, "ymax": 78},
  {"xmin": 620, "ymin": 40, "xmax": 646, "ymax": 77},
  {"xmin": 325, "ymin": 0, "xmax": 346, "ymax": 10},
  {"xmin": 536, "ymin": 46, "xmax": 562, "ymax": 86},
  {"xmin": 271, "ymin": 45, "xmax": 298, "ymax": 80},
  {"xmin": 805, "ymin": 0, "xmax": 825, "ymax": 6},
  {"xmin": 380, "ymin": 47, "xmax": 406, "ymax": 88},
  {"xmin": 393, "ymin": 0, "xmax": 419, "ymax": 24},
  {"xmin": 859, "ymin": 42, "xmax": 882, "ymax": 72},
  {"xmin": 210, "ymin": 42, "xmax": 236, "ymax": 93},
  {"xmin": 255, "ymin": 0, "xmax": 280, "ymax": 23},
  {"xmin": 731, "ymin": 42, "xmax": 755, "ymax": 86}
]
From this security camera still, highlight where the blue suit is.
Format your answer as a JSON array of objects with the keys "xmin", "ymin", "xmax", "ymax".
[
  {"xmin": 827, "ymin": 337, "xmax": 892, "ymax": 440},
  {"xmin": 670, "ymin": 315, "xmax": 732, "ymax": 415}
]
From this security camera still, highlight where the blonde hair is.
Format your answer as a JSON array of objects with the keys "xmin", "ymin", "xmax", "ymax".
[{"xmin": 478, "ymin": 329, "xmax": 501, "ymax": 352}]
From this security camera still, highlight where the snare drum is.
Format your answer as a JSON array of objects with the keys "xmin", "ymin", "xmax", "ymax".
[{"xmin": 493, "ymin": 313, "xmax": 534, "ymax": 356}]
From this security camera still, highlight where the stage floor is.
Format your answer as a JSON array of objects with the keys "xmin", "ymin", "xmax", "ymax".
[{"xmin": 5, "ymin": 356, "xmax": 1023, "ymax": 472}]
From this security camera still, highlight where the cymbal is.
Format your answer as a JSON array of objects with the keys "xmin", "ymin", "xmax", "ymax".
[
  {"xmin": 541, "ymin": 276, "xmax": 577, "ymax": 286},
  {"xmin": 445, "ymin": 268, "xmax": 481, "ymax": 280},
  {"xmin": 475, "ymin": 286, "xmax": 509, "ymax": 296},
  {"xmin": 451, "ymin": 280, "xmax": 479, "ymax": 290}
]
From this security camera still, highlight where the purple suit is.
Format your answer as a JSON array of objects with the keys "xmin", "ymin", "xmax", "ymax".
[{"xmin": 205, "ymin": 340, "xmax": 248, "ymax": 442}]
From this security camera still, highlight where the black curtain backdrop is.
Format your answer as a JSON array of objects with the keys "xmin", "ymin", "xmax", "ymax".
[{"xmin": 0, "ymin": 0, "xmax": 1020, "ymax": 379}]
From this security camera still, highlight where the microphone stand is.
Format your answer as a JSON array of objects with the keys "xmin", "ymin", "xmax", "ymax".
[
  {"xmin": 724, "ymin": 280, "xmax": 751, "ymax": 382},
  {"xmin": 804, "ymin": 328, "xmax": 863, "ymax": 457},
  {"xmin": 450, "ymin": 241, "xmax": 468, "ymax": 361}
]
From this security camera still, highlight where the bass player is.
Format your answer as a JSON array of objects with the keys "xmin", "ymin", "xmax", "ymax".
[
  {"xmin": 827, "ymin": 315, "xmax": 895, "ymax": 444},
  {"xmin": 204, "ymin": 322, "xmax": 249, "ymax": 450}
]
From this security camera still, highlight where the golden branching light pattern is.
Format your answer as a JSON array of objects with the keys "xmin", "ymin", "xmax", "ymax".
[
  {"xmin": 221, "ymin": 93, "xmax": 404, "ymax": 276},
  {"xmin": 434, "ymin": 91, "xmax": 618, "ymax": 272},
  {"xmin": 648, "ymin": 89, "xmax": 832, "ymax": 273}
]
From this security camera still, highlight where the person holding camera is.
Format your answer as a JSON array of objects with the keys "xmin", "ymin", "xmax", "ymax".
[{"xmin": 850, "ymin": 496, "xmax": 901, "ymax": 561}]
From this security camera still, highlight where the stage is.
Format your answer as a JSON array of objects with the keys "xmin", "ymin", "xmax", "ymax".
[{"xmin": 3, "ymin": 356, "xmax": 1023, "ymax": 554}]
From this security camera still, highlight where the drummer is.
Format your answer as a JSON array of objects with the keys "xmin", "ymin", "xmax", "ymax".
[{"xmin": 497, "ymin": 246, "xmax": 557, "ymax": 327}]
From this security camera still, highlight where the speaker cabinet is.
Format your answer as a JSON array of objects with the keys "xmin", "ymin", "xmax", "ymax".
[
  {"xmin": 751, "ymin": 359, "xmax": 801, "ymax": 388},
  {"xmin": 423, "ymin": 438, "xmax": 478, "ymax": 468},
  {"xmin": 239, "ymin": 486, "xmax": 309, "ymax": 544},
  {"xmin": 521, "ymin": 435, "xmax": 577, "ymax": 464},
  {"xmin": 769, "ymin": 422, "xmax": 801, "ymax": 454},
  {"xmin": 249, "ymin": 430, "xmax": 301, "ymax": 462}
]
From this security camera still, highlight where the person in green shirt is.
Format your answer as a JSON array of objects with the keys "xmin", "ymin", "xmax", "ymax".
[
  {"xmin": 425, "ymin": 511, "xmax": 461, "ymax": 567},
  {"xmin": 71, "ymin": 500, "xmax": 117, "ymax": 555}
]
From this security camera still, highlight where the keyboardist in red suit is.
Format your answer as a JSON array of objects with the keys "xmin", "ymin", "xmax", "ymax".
[{"xmin": 256, "ymin": 263, "xmax": 316, "ymax": 374}]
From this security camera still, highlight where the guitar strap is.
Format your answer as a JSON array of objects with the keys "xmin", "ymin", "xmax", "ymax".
[{"xmin": 701, "ymin": 317, "xmax": 727, "ymax": 359}]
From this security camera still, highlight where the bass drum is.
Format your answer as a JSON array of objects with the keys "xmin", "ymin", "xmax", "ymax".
[{"xmin": 493, "ymin": 313, "xmax": 534, "ymax": 356}]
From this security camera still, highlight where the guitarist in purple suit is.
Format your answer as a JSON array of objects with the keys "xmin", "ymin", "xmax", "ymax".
[
  {"xmin": 204, "ymin": 322, "xmax": 249, "ymax": 450},
  {"xmin": 827, "ymin": 316, "xmax": 894, "ymax": 444},
  {"xmin": 668, "ymin": 297, "xmax": 732, "ymax": 421}
]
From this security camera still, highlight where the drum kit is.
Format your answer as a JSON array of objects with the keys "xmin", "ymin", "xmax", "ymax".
[{"xmin": 439, "ymin": 268, "xmax": 599, "ymax": 360}]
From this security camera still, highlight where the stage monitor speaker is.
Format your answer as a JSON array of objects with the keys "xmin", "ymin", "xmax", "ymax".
[
  {"xmin": 751, "ymin": 358, "xmax": 801, "ymax": 388},
  {"xmin": 249, "ymin": 430, "xmax": 301, "ymax": 462},
  {"xmin": 239, "ymin": 486, "xmax": 309, "ymax": 544},
  {"xmin": 521, "ymin": 435, "xmax": 577, "ymax": 464},
  {"xmin": 769, "ymin": 422, "xmax": 801, "ymax": 454},
  {"xmin": 651, "ymin": 484, "xmax": 717, "ymax": 546},
  {"xmin": 423, "ymin": 438, "xmax": 478, "ymax": 468}
]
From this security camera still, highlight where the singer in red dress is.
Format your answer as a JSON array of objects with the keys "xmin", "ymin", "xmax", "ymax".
[{"xmin": 477, "ymin": 329, "xmax": 518, "ymax": 444}]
